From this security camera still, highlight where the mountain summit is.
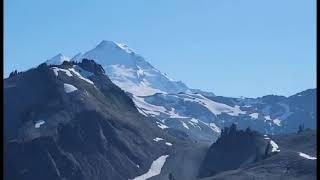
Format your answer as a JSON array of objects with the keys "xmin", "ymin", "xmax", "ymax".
[
  {"xmin": 46, "ymin": 53, "xmax": 70, "ymax": 65},
  {"xmin": 67, "ymin": 40, "xmax": 189, "ymax": 96}
]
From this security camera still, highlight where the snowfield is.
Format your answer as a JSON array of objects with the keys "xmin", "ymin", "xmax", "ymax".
[
  {"xmin": 132, "ymin": 155, "xmax": 169, "ymax": 180},
  {"xmin": 51, "ymin": 66, "xmax": 94, "ymax": 85},
  {"xmin": 34, "ymin": 120, "xmax": 45, "ymax": 128},
  {"xmin": 207, "ymin": 123, "xmax": 221, "ymax": 133},
  {"xmin": 132, "ymin": 96, "xmax": 167, "ymax": 117},
  {"xmin": 68, "ymin": 67, "xmax": 94, "ymax": 84},
  {"xmin": 273, "ymin": 119, "xmax": 281, "ymax": 126},
  {"xmin": 270, "ymin": 140, "xmax": 280, "ymax": 152},
  {"xmin": 182, "ymin": 121, "xmax": 189, "ymax": 129},
  {"xmin": 249, "ymin": 113, "xmax": 259, "ymax": 119},
  {"xmin": 64, "ymin": 83, "xmax": 78, "ymax": 93},
  {"xmin": 264, "ymin": 115, "xmax": 271, "ymax": 121},
  {"xmin": 153, "ymin": 137, "xmax": 164, "ymax": 142},
  {"xmin": 52, "ymin": 67, "xmax": 73, "ymax": 77},
  {"xmin": 70, "ymin": 40, "xmax": 188, "ymax": 96},
  {"xmin": 182, "ymin": 94, "xmax": 246, "ymax": 116},
  {"xmin": 190, "ymin": 118, "xmax": 199, "ymax": 123},
  {"xmin": 298, "ymin": 152, "xmax": 316, "ymax": 160},
  {"xmin": 156, "ymin": 122, "xmax": 169, "ymax": 129}
]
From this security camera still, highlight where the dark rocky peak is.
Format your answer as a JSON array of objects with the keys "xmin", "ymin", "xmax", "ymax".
[
  {"xmin": 61, "ymin": 60, "xmax": 74, "ymax": 67},
  {"xmin": 198, "ymin": 124, "xmax": 273, "ymax": 178},
  {"xmin": 46, "ymin": 58, "xmax": 105, "ymax": 76},
  {"xmin": 4, "ymin": 57, "xmax": 175, "ymax": 180},
  {"xmin": 8, "ymin": 70, "xmax": 22, "ymax": 78},
  {"xmin": 76, "ymin": 59, "xmax": 105, "ymax": 75}
]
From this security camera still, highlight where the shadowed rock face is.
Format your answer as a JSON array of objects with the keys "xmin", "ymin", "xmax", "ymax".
[
  {"xmin": 198, "ymin": 125, "xmax": 271, "ymax": 178},
  {"xmin": 198, "ymin": 128, "xmax": 316, "ymax": 180},
  {"xmin": 75, "ymin": 59, "xmax": 105, "ymax": 75},
  {"xmin": 4, "ymin": 60, "xmax": 175, "ymax": 180}
]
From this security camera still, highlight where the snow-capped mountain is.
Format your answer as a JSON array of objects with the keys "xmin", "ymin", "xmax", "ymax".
[
  {"xmin": 68, "ymin": 40, "xmax": 189, "ymax": 96},
  {"xmin": 137, "ymin": 89, "xmax": 316, "ymax": 142},
  {"xmin": 45, "ymin": 40, "xmax": 316, "ymax": 143},
  {"xmin": 45, "ymin": 40, "xmax": 224, "ymax": 142},
  {"xmin": 45, "ymin": 53, "xmax": 70, "ymax": 65}
]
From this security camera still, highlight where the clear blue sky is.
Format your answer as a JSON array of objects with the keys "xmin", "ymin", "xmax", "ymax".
[{"xmin": 4, "ymin": 0, "xmax": 316, "ymax": 97}]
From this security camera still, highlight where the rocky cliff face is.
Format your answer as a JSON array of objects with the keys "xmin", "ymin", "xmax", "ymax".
[
  {"xmin": 198, "ymin": 124, "xmax": 272, "ymax": 178},
  {"xmin": 4, "ymin": 60, "xmax": 177, "ymax": 180},
  {"xmin": 198, "ymin": 126, "xmax": 316, "ymax": 180}
]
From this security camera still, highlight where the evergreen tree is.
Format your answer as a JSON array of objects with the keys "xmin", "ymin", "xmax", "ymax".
[
  {"xmin": 229, "ymin": 123, "xmax": 237, "ymax": 135},
  {"xmin": 168, "ymin": 173, "xmax": 175, "ymax": 180},
  {"xmin": 9, "ymin": 70, "xmax": 18, "ymax": 77},
  {"xmin": 264, "ymin": 142, "xmax": 270, "ymax": 158},
  {"xmin": 297, "ymin": 124, "xmax": 304, "ymax": 134},
  {"xmin": 245, "ymin": 127, "xmax": 252, "ymax": 134}
]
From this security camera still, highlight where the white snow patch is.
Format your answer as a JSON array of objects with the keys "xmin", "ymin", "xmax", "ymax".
[
  {"xmin": 165, "ymin": 142, "xmax": 172, "ymax": 146},
  {"xmin": 133, "ymin": 96, "xmax": 168, "ymax": 117},
  {"xmin": 35, "ymin": 120, "xmax": 45, "ymax": 128},
  {"xmin": 182, "ymin": 121, "xmax": 189, "ymax": 129},
  {"xmin": 168, "ymin": 108, "xmax": 189, "ymax": 118},
  {"xmin": 107, "ymin": 65, "xmax": 166, "ymax": 96},
  {"xmin": 52, "ymin": 67, "xmax": 73, "ymax": 77},
  {"xmin": 249, "ymin": 113, "xmax": 259, "ymax": 119},
  {"xmin": 270, "ymin": 140, "xmax": 280, "ymax": 152},
  {"xmin": 273, "ymin": 119, "xmax": 281, "ymax": 126},
  {"xmin": 208, "ymin": 123, "xmax": 221, "ymax": 133},
  {"xmin": 64, "ymin": 83, "xmax": 78, "ymax": 93},
  {"xmin": 52, "ymin": 68, "xmax": 59, "ymax": 76},
  {"xmin": 188, "ymin": 121, "xmax": 201, "ymax": 130},
  {"xmin": 190, "ymin": 118, "xmax": 199, "ymax": 123},
  {"xmin": 131, "ymin": 155, "xmax": 169, "ymax": 180},
  {"xmin": 264, "ymin": 115, "xmax": 271, "ymax": 121},
  {"xmin": 298, "ymin": 152, "xmax": 316, "ymax": 160},
  {"xmin": 183, "ymin": 94, "xmax": 246, "ymax": 116},
  {"xmin": 136, "ymin": 66, "xmax": 145, "ymax": 78},
  {"xmin": 114, "ymin": 79, "xmax": 165, "ymax": 96},
  {"xmin": 156, "ymin": 122, "xmax": 169, "ymax": 129},
  {"xmin": 117, "ymin": 43, "xmax": 135, "ymax": 54},
  {"xmin": 153, "ymin": 137, "xmax": 164, "ymax": 142},
  {"xmin": 68, "ymin": 68, "xmax": 94, "ymax": 84}
]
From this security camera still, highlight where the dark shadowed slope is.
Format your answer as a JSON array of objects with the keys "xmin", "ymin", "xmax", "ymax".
[
  {"xmin": 4, "ymin": 60, "xmax": 183, "ymax": 180},
  {"xmin": 199, "ymin": 127, "xmax": 316, "ymax": 180}
]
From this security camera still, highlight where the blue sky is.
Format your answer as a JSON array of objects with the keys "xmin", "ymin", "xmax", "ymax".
[{"xmin": 4, "ymin": 0, "xmax": 316, "ymax": 97}]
